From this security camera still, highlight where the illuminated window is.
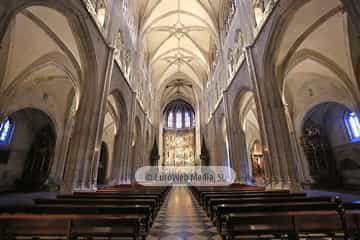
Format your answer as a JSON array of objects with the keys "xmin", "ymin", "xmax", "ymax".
[
  {"xmin": 176, "ymin": 112, "xmax": 182, "ymax": 129},
  {"xmin": 168, "ymin": 112, "xmax": 174, "ymax": 128},
  {"xmin": 164, "ymin": 100, "xmax": 195, "ymax": 129},
  {"xmin": 345, "ymin": 112, "xmax": 360, "ymax": 142},
  {"xmin": 93, "ymin": 0, "xmax": 107, "ymax": 27},
  {"xmin": 0, "ymin": 118, "xmax": 15, "ymax": 146},
  {"xmin": 185, "ymin": 112, "xmax": 191, "ymax": 128},
  {"xmin": 253, "ymin": 0, "xmax": 265, "ymax": 27}
]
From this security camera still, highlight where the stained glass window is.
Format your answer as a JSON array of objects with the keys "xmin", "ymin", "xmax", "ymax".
[
  {"xmin": 176, "ymin": 111, "xmax": 182, "ymax": 129},
  {"xmin": 185, "ymin": 112, "xmax": 191, "ymax": 128},
  {"xmin": 345, "ymin": 112, "xmax": 360, "ymax": 142},
  {"xmin": 0, "ymin": 118, "xmax": 15, "ymax": 146},
  {"xmin": 164, "ymin": 100, "xmax": 195, "ymax": 129},
  {"xmin": 168, "ymin": 111, "xmax": 174, "ymax": 128}
]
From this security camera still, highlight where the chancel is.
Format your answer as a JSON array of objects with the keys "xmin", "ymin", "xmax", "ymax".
[{"xmin": 0, "ymin": 0, "xmax": 360, "ymax": 239}]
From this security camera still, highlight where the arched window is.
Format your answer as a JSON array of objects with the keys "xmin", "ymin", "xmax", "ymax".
[
  {"xmin": 253, "ymin": 0, "xmax": 265, "ymax": 27},
  {"xmin": 92, "ymin": 0, "xmax": 107, "ymax": 27},
  {"xmin": 176, "ymin": 111, "xmax": 182, "ymax": 129},
  {"xmin": 185, "ymin": 112, "xmax": 191, "ymax": 128},
  {"xmin": 164, "ymin": 100, "xmax": 195, "ymax": 129},
  {"xmin": 345, "ymin": 112, "xmax": 360, "ymax": 142},
  {"xmin": 0, "ymin": 117, "xmax": 15, "ymax": 146},
  {"xmin": 168, "ymin": 111, "xmax": 174, "ymax": 128}
]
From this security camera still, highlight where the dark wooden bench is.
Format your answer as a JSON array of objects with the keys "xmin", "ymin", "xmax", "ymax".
[
  {"xmin": 216, "ymin": 199, "xmax": 346, "ymax": 239},
  {"xmin": 207, "ymin": 196, "xmax": 333, "ymax": 221},
  {"xmin": 0, "ymin": 214, "xmax": 141, "ymax": 239},
  {"xmin": 224, "ymin": 202, "xmax": 360, "ymax": 240},
  {"xmin": 192, "ymin": 189, "xmax": 275, "ymax": 202},
  {"xmin": 201, "ymin": 192, "xmax": 306, "ymax": 209},
  {"xmin": 70, "ymin": 192, "xmax": 165, "ymax": 205},
  {"xmin": 0, "ymin": 204, "xmax": 152, "ymax": 234},
  {"xmin": 225, "ymin": 210, "xmax": 344, "ymax": 240},
  {"xmin": 189, "ymin": 186, "xmax": 277, "ymax": 201},
  {"xmin": 344, "ymin": 203, "xmax": 360, "ymax": 239},
  {"xmin": 0, "ymin": 186, "xmax": 170, "ymax": 239},
  {"xmin": 35, "ymin": 198, "xmax": 158, "ymax": 219}
]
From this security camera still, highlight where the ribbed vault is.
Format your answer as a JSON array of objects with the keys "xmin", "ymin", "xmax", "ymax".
[{"xmin": 137, "ymin": 0, "xmax": 223, "ymax": 92}]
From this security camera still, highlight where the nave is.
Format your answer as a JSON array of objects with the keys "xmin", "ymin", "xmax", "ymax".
[
  {"xmin": 1, "ymin": 184, "xmax": 360, "ymax": 239},
  {"xmin": 146, "ymin": 187, "xmax": 221, "ymax": 240}
]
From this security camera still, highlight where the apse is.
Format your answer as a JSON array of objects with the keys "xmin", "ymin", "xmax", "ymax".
[{"xmin": 162, "ymin": 100, "xmax": 196, "ymax": 167}]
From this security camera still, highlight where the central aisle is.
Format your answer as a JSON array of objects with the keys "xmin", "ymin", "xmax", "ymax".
[{"xmin": 147, "ymin": 187, "xmax": 222, "ymax": 240}]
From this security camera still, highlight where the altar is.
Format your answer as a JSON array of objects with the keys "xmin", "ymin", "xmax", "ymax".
[{"xmin": 163, "ymin": 128, "xmax": 195, "ymax": 166}]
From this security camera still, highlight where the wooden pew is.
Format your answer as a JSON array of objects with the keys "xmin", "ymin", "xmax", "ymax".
[
  {"xmin": 0, "ymin": 186, "xmax": 170, "ymax": 239},
  {"xmin": 71, "ymin": 192, "xmax": 166, "ymax": 205},
  {"xmin": 201, "ymin": 192, "xmax": 306, "ymax": 209},
  {"xmin": 190, "ymin": 186, "xmax": 275, "ymax": 202},
  {"xmin": 0, "ymin": 214, "xmax": 141, "ymax": 239},
  {"xmin": 97, "ymin": 186, "xmax": 170, "ymax": 194},
  {"xmin": 35, "ymin": 198, "xmax": 158, "ymax": 220},
  {"xmin": 207, "ymin": 196, "xmax": 333, "ymax": 221},
  {"xmin": 344, "ymin": 203, "xmax": 360, "ymax": 239},
  {"xmin": 59, "ymin": 193, "xmax": 163, "ymax": 210},
  {"xmin": 216, "ymin": 199, "xmax": 346, "ymax": 239},
  {"xmin": 225, "ymin": 210, "xmax": 344, "ymax": 240},
  {"xmin": 189, "ymin": 186, "xmax": 291, "ymax": 203},
  {"xmin": 0, "ymin": 204, "xmax": 152, "ymax": 234}
]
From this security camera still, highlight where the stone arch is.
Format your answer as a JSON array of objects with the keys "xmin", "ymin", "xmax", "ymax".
[
  {"xmin": 249, "ymin": 139, "xmax": 265, "ymax": 184},
  {"xmin": 298, "ymin": 102, "xmax": 360, "ymax": 187},
  {"xmin": 259, "ymin": 0, "xmax": 357, "ymax": 188},
  {"xmin": 282, "ymin": 49, "xmax": 360, "ymax": 109},
  {"xmin": 0, "ymin": 1, "xmax": 99, "ymax": 192},
  {"xmin": 280, "ymin": 51, "xmax": 359, "ymax": 184},
  {"xmin": 263, "ymin": 0, "xmax": 349, "ymax": 95},
  {"xmin": 0, "ymin": 108, "xmax": 57, "ymax": 191},
  {"xmin": 0, "ymin": 1, "xmax": 98, "ymax": 88},
  {"xmin": 233, "ymin": 89, "xmax": 263, "ymax": 184},
  {"xmin": 101, "ymin": 90, "xmax": 129, "ymax": 185}
]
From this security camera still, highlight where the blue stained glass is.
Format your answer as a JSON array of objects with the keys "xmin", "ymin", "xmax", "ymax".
[
  {"xmin": 0, "ymin": 118, "xmax": 15, "ymax": 146},
  {"xmin": 345, "ymin": 112, "xmax": 360, "ymax": 142}
]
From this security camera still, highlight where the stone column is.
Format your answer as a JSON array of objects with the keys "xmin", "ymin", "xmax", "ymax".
[
  {"xmin": 223, "ymin": 89, "xmax": 250, "ymax": 183},
  {"xmin": 245, "ymin": 46, "xmax": 300, "ymax": 191},
  {"xmin": 238, "ymin": 129, "xmax": 252, "ymax": 184},
  {"xmin": 61, "ymin": 46, "xmax": 115, "ymax": 193},
  {"xmin": 126, "ymin": 92, "xmax": 137, "ymax": 183},
  {"xmin": 283, "ymin": 103, "xmax": 312, "ymax": 184},
  {"xmin": 52, "ymin": 117, "xmax": 74, "ymax": 181},
  {"xmin": 118, "ymin": 130, "xmax": 128, "ymax": 184},
  {"xmin": 110, "ymin": 131, "xmax": 121, "ymax": 183},
  {"xmin": 342, "ymin": 0, "xmax": 360, "ymax": 37},
  {"xmin": 87, "ymin": 46, "xmax": 116, "ymax": 190},
  {"xmin": 61, "ymin": 91, "xmax": 101, "ymax": 193}
]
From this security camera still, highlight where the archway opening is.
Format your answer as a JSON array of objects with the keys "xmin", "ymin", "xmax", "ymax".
[
  {"xmin": 97, "ymin": 142, "xmax": 109, "ymax": 186},
  {"xmin": 250, "ymin": 140, "xmax": 265, "ymax": 184},
  {"xmin": 0, "ymin": 108, "xmax": 56, "ymax": 192},
  {"xmin": 300, "ymin": 102, "xmax": 360, "ymax": 187},
  {"xmin": 162, "ymin": 100, "xmax": 196, "ymax": 167},
  {"xmin": 237, "ymin": 91, "xmax": 264, "ymax": 185},
  {"xmin": 98, "ymin": 97, "xmax": 119, "ymax": 186}
]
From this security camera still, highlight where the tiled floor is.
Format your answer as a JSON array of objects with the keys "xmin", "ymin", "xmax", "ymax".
[{"xmin": 146, "ymin": 187, "xmax": 222, "ymax": 240}]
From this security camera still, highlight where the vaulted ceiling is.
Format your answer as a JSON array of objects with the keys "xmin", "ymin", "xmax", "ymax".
[{"xmin": 136, "ymin": 0, "xmax": 223, "ymax": 91}]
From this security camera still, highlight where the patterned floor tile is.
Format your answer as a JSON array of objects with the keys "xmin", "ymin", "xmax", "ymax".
[{"xmin": 146, "ymin": 187, "xmax": 222, "ymax": 240}]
